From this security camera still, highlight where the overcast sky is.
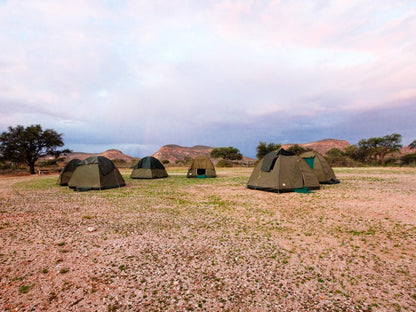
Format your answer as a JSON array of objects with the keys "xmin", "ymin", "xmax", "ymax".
[{"xmin": 1, "ymin": 0, "xmax": 415, "ymax": 157}]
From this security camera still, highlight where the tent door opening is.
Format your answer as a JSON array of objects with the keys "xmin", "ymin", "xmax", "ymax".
[{"xmin": 197, "ymin": 169, "xmax": 206, "ymax": 175}]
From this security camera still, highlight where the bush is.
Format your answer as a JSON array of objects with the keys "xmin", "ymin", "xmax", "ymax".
[
  {"xmin": 401, "ymin": 153, "xmax": 416, "ymax": 166},
  {"xmin": 216, "ymin": 160, "xmax": 233, "ymax": 167},
  {"xmin": 325, "ymin": 155, "xmax": 357, "ymax": 167},
  {"xmin": 286, "ymin": 144, "xmax": 309, "ymax": 155},
  {"xmin": 37, "ymin": 159, "xmax": 58, "ymax": 167},
  {"xmin": 113, "ymin": 159, "xmax": 128, "ymax": 168},
  {"xmin": 175, "ymin": 156, "xmax": 192, "ymax": 167},
  {"xmin": 162, "ymin": 159, "xmax": 170, "ymax": 164}
]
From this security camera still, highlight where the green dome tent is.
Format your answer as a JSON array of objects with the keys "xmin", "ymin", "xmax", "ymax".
[
  {"xmin": 187, "ymin": 154, "xmax": 216, "ymax": 178},
  {"xmin": 58, "ymin": 158, "xmax": 82, "ymax": 186},
  {"xmin": 131, "ymin": 156, "xmax": 168, "ymax": 179},
  {"xmin": 300, "ymin": 151, "xmax": 340, "ymax": 184},
  {"xmin": 68, "ymin": 156, "xmax": 126, "ymax": 191},
  {"xmin": 247, "ymin": 149, "xmax": 320, "ymax": 193}
]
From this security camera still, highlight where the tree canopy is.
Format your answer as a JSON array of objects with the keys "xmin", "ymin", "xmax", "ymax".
[
  {"xmin": 256, "ymin": 142, "xmax": 281, "ymax": 159},
  {"xmin": 286, "ymin": 144, "xmax": 309, "ymax": 155},
  {"xmin": 0, "ymin": 125, "xmax": 64, "ymax": 174},
  {"xmin": 49, "ymin": 148, "xmax": 72, "ymax": 159},
  {"xmin": 210, "ymin": 147, "xmax": 243, "ymax": 160},
  {"xmin": 410, "ymin": 140, "xmax": 416, "ymax": 149},
  {"xmin": 349, "ymin": 133, "xmax": 402, "ymax": 165}
]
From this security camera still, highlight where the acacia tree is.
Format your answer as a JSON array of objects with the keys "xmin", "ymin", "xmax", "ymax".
[
  {"xmin": 256, "ymin": 141, "xmax": 281, "ymax": 159},
  {"xmin": 210, "ymin": 147, "xmax": 243, "ymax": 160},
  {"xmin": 356, "ymin": 133, "xmax": 402, "ymax": 165},
  {"xmin": 377, "ymin": 133, "xmax": 402, "ymax": 165},
  {"xmin": 48, "ymin": 148, "xmax": 72, "ymax": 159},
  {"xmin": 0, "ymin": 125, "xmax": 64, "ymax": 174}
]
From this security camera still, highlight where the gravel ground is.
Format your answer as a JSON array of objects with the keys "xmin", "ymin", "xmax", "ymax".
[{"xmin": 0, "ymin": 167, "xmax": 415, "ymax": 311}]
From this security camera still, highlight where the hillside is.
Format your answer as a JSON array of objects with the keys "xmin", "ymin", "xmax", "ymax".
[
  {"xmin": 152, "ymin": 145, "xmax": 214, "ymax": 164},
  {"xmin": 67, "ymin": 149, "xmax": 137, "ymax": 162},
  {"xmin": 282, "ymin": 138, "xmax": 350, "ymax": 155}
]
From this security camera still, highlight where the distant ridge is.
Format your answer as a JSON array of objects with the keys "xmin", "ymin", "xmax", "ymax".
[
  {"xmin": 63, "ymin": 139, "xmax": 414, "ymax": 165},
  {"xmin": 152, "ymin": 145, "xmax": 214, "ymax": 164},
  {"xmin": 65, "ymin": 140, "xmax": 352, "ymax": 164},
  {"xmin": 282, "ymin": 139, "xmax": 350, "ymax": 155},
  {"xmin": 67, "ymin": 149, "xmax": 137, "ymax": 162}
]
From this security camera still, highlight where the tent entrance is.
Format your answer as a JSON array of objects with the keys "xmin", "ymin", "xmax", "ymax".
[{"xmin": 197, "ymin": 169, "xmax": 206, "ymax": 175}]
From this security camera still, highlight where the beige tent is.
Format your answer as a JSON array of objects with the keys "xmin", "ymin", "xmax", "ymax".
[
  {"xmin": 187, "ymin": 154, "xmax": 216, "ymax": 178},
  {"xmin": 300, "ymin": 151, "xmax": 340, "ymax": 184},
  {"xmin": 68, "ymin": 156, "xmax": 125, "ymax": 191},
  {"xmin": 247, "ymin": 149, "xmax": 319, "ymax": 193}
]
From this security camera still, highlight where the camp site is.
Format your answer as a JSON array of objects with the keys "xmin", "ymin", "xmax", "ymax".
[
  {"xmin": 0, "ymin": 153, "xmax": 415, "ymax": 311},
  {"xmin": 2, "ymin": 2, "xmax": 416, "ymax": 310}
]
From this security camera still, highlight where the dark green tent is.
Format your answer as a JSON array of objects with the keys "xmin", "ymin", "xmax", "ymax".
[
  {"xmin": 58, "ymin": 158, "xmax": 82, "ymax": 186},
  {"xmin": 68, "ymin": 156, "xmax": 126, "ymax": 191},
  {"xmin": 300, "ymin": 151, "xmax": 340, "ymax": 184},
  {"xmin": 131, "ymin": 156, "xmax": 168, "ymax": 179},
  {"xmin": 187, "ymin": 154, "xmax": 216, "ymax": 178},
  {"xmin": 247, "ymin": 149, "xmax": 320, "ymax": 193}
]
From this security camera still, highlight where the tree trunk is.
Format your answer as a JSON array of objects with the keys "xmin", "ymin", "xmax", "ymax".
[
  {"xmin": 380, "ymin": 152, "xmax": 386, "ymax": 166},
  {"xmin": 29, "ymin": 162, "xmax": 36, "ymax": 174}
]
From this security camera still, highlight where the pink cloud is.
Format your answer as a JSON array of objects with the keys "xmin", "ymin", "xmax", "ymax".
[{"xmin": 214, "ymin": 0, "xmax": 253, "ymax": 15}]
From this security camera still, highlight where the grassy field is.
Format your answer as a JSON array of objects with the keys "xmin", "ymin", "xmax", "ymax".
[{"xmin": 0, "ymin": 167, "xmax": 415, "ymax": 311}]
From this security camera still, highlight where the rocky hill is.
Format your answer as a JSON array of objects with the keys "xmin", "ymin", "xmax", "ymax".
[
  {"xmin": 152, "ymin": 145, "xmax": 214, "ymax": 164},
  {"xmin": 282, "ymin": 139, "xmax": 350, "ymax": 155},
  {"xmin": 152, "ymin": 144, "xmax": 256, "ymax": 166},
  {"xmin": 152, "ymin": 140, "xmax": 351, "ymax": 164},
  {"xmin": 67, "ymin": 149, "xmax": 137, "ymax": 162}
]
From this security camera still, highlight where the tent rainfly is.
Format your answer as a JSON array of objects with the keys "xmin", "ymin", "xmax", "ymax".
[
  {"xmin": 187, "ymin": 154, "xmax": 216, "ymax": 178},
  {"xmin": 131, "ymin": 156, "xmax": 168, "ymax": 179},
  {"xmin": 58, "ymin": 158, "xmax": 82, "ymax": 186},
  {"xmin": 300, "ymin": 151, "xmax": 340, "ymax": 184},
  {"xmin": 247, "ymin": 149, "xmax": 320, "ymax": 193},
  {"xmin": 68, "ymin": 156, "xmax": 126, "ymax": 191}
]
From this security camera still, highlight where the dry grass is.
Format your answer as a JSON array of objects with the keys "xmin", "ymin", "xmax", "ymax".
[{"xmin": 0, "ymin": 167, "xmax": 415, "ymax": 311}]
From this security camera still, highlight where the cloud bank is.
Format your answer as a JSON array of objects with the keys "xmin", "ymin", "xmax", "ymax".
[{"xmin": 1, "ymin": 0, "xmax": 415, "ymax": 157}]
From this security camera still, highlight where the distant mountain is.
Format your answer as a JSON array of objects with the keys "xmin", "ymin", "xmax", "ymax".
[
  {"xmin": 282, "ymin": 139, "xmax": 350, "ymax": 155},
  {"xmin": 67, "ymin": 149, "xmax": 138, "ymax": 162},
  {"xmin": 152, "ymin": 140, "xmax": 351, "ymax": 164},
  {"xmin": 61, "ymin": 139, "xmax": 413, "ymax": 166},
  {"xmin": 400, "ymin": 146, "xmax": 416, "ymax": 154},
  {"xmin": 152, "ymin": 144, "xmax": 256, "ymax": 165},
  {"xmin": 152, "ymin": 145, "xmax": 214, "ymax": 164},
  {"xmin": 65, "ymin": 139, "xmax": 353, "ymax": 165}
]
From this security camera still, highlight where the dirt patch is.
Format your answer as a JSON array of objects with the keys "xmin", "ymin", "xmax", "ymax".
[{"xmin": 0, "ymin": 167, "xmax": 415, "ymax": 311}]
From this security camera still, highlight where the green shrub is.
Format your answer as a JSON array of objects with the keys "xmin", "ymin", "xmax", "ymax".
[
  {"xmin": 113, "ymin": 159, "xmax": 127, "ymax": 168},
  {"xmin": 38, "ymin": 159, "xmax": 58, "ymax": 167},
  {"xmin": 216, "ymin": 160, "xmax": 233, "ymax": 167},
  {"xmin": 19, "ymin": 285, "xmax": 31, "ymax": 293},
  {"xmin": 401, "ymin": 153, "xmax": 416, "ymax": 166}
]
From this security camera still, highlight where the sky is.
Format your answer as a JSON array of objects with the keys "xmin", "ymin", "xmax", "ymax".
[{"xmin": 0, "ymin": 0, "xmax": 415, "ymax": 158}]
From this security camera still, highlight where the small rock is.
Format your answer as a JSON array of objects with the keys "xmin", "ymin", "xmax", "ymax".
[{"xmin": 87, "ymin": 227, "xmax": 96, "ymax": 232}]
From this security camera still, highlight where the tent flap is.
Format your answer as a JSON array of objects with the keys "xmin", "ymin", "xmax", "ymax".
[
  {"xmin": 261, "ymin": 149, "xmax": 294, "ymax": 172},
  {"xmin": 303, "ymin": 157, "xmax": 315, "ymax": 169}
]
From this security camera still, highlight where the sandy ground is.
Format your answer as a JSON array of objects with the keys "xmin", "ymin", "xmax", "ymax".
[{"xmin": 0, "ymin": 167, "xmax": 415, "ymax": 311}]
